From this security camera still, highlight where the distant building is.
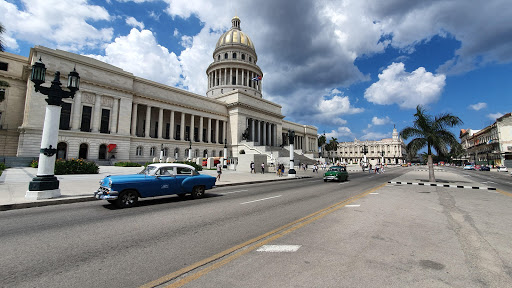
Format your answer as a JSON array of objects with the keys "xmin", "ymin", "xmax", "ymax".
[
  {"xmin": 460, "ymin": 112, "xmax": 512, "ymax": 167},
  {"xmin": 332, "ymin": 127, "xmax": 407, "ymax": 164},
  {"xmin": 0, "ymin": 16, "xmax": 318, "ymax": 166}
]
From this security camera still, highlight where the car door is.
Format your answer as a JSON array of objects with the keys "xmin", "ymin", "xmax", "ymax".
[
  {"xmin": 153, "ymin": 167, "xmax": 178, "ymax": 196},
  {"xmin": 175, "ymin": 167, "xmax": 194, "ymax": 192}
]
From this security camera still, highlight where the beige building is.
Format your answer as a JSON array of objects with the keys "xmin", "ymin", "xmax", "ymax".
[
  {"xmin": 330, "ymin": 127, "xmax": 407, "ymax": 165},
  {"xmin": 0, "ymin": 16, "xmax": 317, "ymax": 166}
]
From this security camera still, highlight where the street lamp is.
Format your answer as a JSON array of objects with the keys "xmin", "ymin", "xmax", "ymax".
[
  {"xmin": 188, "ymin": 138, "xmax": 192, "ymax": 160},
  {"xmin": 288, "ymin": 130, "xmax": 296, "ymax": 177},
  {"xmin": 26, "ymin": 58, "xmax": 80, "ymax": 200},
  {"xmin": 380, "ymin": 150, "xmax": 385, "ymax": 165},
  {"xmin": 159, "ymin": 144, "xmax": 164, "ymax": 163},
  {"xmin": 223, "ymin": 138, "xmax": 228, "ymax": 168}
]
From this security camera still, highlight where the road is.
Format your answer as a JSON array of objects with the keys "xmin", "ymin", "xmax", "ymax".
[
  {"xmin": 445, "ymin": 166, "xmax": 512, "ymax": 191},
  {"xmin": 0, "ymin": 168, "xmax": 405, "ymax": 288}
]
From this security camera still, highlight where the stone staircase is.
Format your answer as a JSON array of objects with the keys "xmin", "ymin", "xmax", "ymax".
[{"xmin": 239, "ymin": 141, "xmax": 317, "ymax": 166}]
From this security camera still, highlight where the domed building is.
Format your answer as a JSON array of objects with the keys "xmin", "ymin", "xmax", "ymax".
[{"xmin": 0, "ymin": 16, "xmax": 318, "ymax": 170}]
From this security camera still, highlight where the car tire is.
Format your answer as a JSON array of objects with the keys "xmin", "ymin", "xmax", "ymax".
[
  {"xmin": 323, "ymin": 179, "xmax": 327, "ymax": 182},
  {"xmin": 191, "ymin": 186, "xmax": 205, "ymax": 199},
  {"xmin": 107, "ymin": 200, "xmax": 116, "ymax": 204},
  {"xmin": 116, "ymin": 190, "xmax": 138, "ymax": 208}
]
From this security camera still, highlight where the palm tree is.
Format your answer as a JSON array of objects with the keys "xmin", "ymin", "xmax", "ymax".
[
  {"xmin": 318, "ymin": 134, "xmax": 326, "ymax": 157},
  {"xmin": 400, "ymin": 105, "xmax": 463, "ymax": 182},
  {"xmin": 0, "ymin": 22, "xmax": 5, "ymax": 52}
]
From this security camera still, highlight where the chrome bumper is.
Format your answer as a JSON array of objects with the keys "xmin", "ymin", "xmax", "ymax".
[
  {"xmin": 323, "ymin": 176, "xmax": 337, "ymax": 181},
  {"xmin": 94, "ymin": 187, "xmax": 119, "ymax": 200}
]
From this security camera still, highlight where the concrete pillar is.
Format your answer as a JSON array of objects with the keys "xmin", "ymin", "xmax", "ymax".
[
  {"xmin": 190, "ymin": 114, "xmax": 195, "ymax": 141},
  {"xmin": 199, "ymin": 116, "xmax": 204, "ymax": 142},
  {"xmin": 110, "ymin": 98, "xmax": 118, "ymax": 134},
  {"xmin": 157, "ymin": 107, "xmax": 163, "ymax": 139},
  {"xmin": 223, "ymin": 120, "xmax": 227, "ymax": 144},
  {"xmin": 208, "ymin": 118, "xmax": 212, "ymax": 142},
  {"xmin": 92, "ymin": 94, "xmax": 101, "ymax": 133},
  {"xmin": 251, "ymin": 119, "xmax": 255, "ymax": 142},
  {"xmin": 145, "ymin": 105, "xmax": 151, "ymax": 138},
  {"xmin": 170, "ymin": 110, "xmax": 175, "ymax": 140},
  {"xmin": 131, "ymin": 103, "xmax": 137, "ymax": 136},
  {"xmin": 180, "ymin": 112, "xmax": 185, "ymax": 141},
  {"xmin": 71, "ymin": 91, "xmax": 81, "ymax": 131},
  {"xmin": 215, "ymin": 119, "xmax": 219, "ymax": 143},
  {"xmin": 236, "ymin": 68, "xmax": 239, "ymax": 85}
]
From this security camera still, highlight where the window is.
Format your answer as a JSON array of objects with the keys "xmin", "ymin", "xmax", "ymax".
[
  {"xmin": 150, "ymin": 146, "xmax": 156, "ymax": 156},
  {"xmin": 165, "ymin": 123, "xmax": 170, "ymax": 139},
  {"xmin": 99, "ymin": 144, "xmax": 107, "ymax": 160},
  {"xmin": 57, "ymin": 142, "xmax": 67, "ymax": 159},
  {"xmin": 163, "ymin": 147, "xmax": 168, "ymax": 157},
  {"xmin": 175, "ymin": 124, "xmax": 180, "ymax": 140},
  {"xmin": 100, "ymin": 109, "xmax": 110, "ymax": 133},
  {"xmin": 79, "ymin": 143, "xmax": 88, "ymax": 159},
  {"xmin": 177, "ymin": 167, "xmax": 193, "ymax": 175},
  {"xmin": 218, "ymin": 55, "xmax": 220, "ymax": 61},
  {"xmin": 233, "ymin": 53, "xmax": 237, "ymax": 59},
  {"xmin": 0, "ymin": 62, "xmax": 7, "ymax": 71},
  {"xmin": 59, "ymin": 102, "xmax": 72, "ymax": 130},
  {"xmin": 249, "ymin": 56, "xmax": 252, "ymax": 62},
  {"xmin": 224, "ymin": 53, "xmax": 228, "ymax": 59},
  {"xmin": 136, "ymin": 146, "xmax": 143, "ymax": 156},
  {"xmin": 242, "ymin": 54, "xmax": 245, "ymax": 60},
  {"xmin": 0, "ymin": 88, "xmax": 5, "ymax": 102},
  {"xmin": 80, "ymin": 106, "xmax": 92, "ymax": 132}
]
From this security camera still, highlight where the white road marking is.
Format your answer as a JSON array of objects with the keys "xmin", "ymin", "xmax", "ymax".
[
  {"xmin": 219, "ymin": 190, "xmax": 248, "ymax": 195},
  {"xmin": 257, "ymin": 245, "xmax": 301, "ymax": 252},
  {"xmin": 370, "ymin": 192, "xmax": 379, "ymax": 194},
  {"xmin": 338, "ymin": 182, "xmax": 347, "ymax": 185},
  {"xmin": 346, "ymin": 204, "xmax": 360, "ymax": 207},
  {"xmin": 241, "ymin": 195, "xmax": 282, "ymax": 205}
]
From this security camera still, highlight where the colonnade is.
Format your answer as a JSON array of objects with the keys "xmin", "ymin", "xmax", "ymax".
[
  {"xmin": 246, "ymin": 118, "xmax": 278, "ymax": 146},
  {"xmin": 130, "ymin": 103, "xmax": 227, "ymax": 144},
  {"xmin": 208, "ymin": 68, "xmax": 262, "ymax": 91},
  {"xmin": 69, "ymin": 91, "xmax": 120, "ymax": 134}
]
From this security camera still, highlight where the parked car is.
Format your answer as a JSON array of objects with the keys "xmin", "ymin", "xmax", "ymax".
[
  {"xmin": 323, "ymin": 166, "xmax": 349, "ymax": 182},
  {"xmin": 497, "ymin": 166, "xmax": 509, "ymax": 172},
  {"xmin": 463, "ymin": 165, "xmax": 475, "ymax": 170},
  {"xmin": 94, "ymin": 163, "xmax": 216, "ymax": 208},
  {"xmin": 479, "ymin": 166, "xmax": 490, "ymax": 171},
  {"xmin": 202, "ymin": 158, "xmax": 220, "ymax": 166},
  {"xmin": 475, "ymin": 165, "xmax": 481, "ymax": 170}
]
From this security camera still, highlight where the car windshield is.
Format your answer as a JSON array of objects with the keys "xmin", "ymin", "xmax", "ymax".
[
  {"xmin": 138, "ymin": 165, "xmax": 158, "ymax": 175},
  {"xmin": 328, "ymin": 167, "xmax": 345, "ymax": 172}
]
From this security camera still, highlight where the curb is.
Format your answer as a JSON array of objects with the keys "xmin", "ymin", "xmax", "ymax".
[
  {"xmin": 388, "ymin": 181, "xmax": 497, "ymax": 190},
  {"xmin": 0, "ymin": 176, "xmax": 312, "ymax": 212}
]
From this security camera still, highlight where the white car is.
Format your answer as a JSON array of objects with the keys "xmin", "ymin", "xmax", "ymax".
[
  {"xmin": 497, "ymin": 166, "xmax": 508, "ymax": 172},
  {"xmin": 463, "ymin": 165, "xmax": 475, "ymax": 170}
]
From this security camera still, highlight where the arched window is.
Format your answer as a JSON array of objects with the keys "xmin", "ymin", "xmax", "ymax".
[
  {"xmin": 163, "ymin": 147, "xmax": 168, "ymax": 157},
  {"xmin": 150, "ymin": 146, "xmax": 156, "ymax": 156},
  {"xmin": 212, "ymin": 150, "xmax": 216, "ymax": 157},
  {"xmin": 249, "ymin": 56, "xmax": 252, "ymax": 62},
  {"xmin": 174, "ymin": 148, "xmax": 179, "ymax": 159},
  {"xmin": 219, "ymin": 150, "xmax": 223, "ymax": 157},
  {"xmin": 57, "ymin": 142, "xmax": 67, "ymax": 160},
  {"xmin": 136, "ymin": 146, "xmax": 143, "ymax": 156},
  {"xmin": 203, "ymin": 149, "xmax": 208, "ymax": 157},
  {"xmin": 241, "ymin": 54, "xmax": 245, "ymax": 60},
  {"xmin": 224, "ymin": 53, "xmax": 228, "ymax": 59},
  {"xmin": 195, "ymin": 149, "xmax": 200, "ymax": 158},
  {"xmin": 218, "ymin": 55, "xmax": 220, "ymax": 61},
  {"xmin": 99, "ymin": 144, "xmax": 107, "ymax": 160},
  {"xmin": 79, "ymin": 143, "xmax": 88, "ymax": 159},
  {"xmin": 233, "ymin": 53, "xmax": 237, "ymax": 59}
]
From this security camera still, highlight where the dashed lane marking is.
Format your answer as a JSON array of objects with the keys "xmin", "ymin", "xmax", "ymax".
[
  {"xmin": 257, "ymin": 245, "xmax": 301, "ymax": 252},
  {"xmin": 241, "ymin": 195, "xmax": 282, "ymax": 205},
  {"xmin": 219, "ymin": 190, "xmax": 248, "ymax": 195},
  {"xmin": 346, "ymin": 204, "xmax": 360, "ymax": 207}
]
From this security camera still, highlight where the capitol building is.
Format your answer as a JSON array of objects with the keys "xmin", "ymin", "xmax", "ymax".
[{"xmin": 0, "ymin": 16, "xmax": 318, "ymax": 166}]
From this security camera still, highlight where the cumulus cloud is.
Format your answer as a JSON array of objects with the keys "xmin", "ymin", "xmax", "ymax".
[
  {"xmin": 126, "ymin": 17, "xmax": 144, "ymax": 29},
  {"xmin": 364, "ymin": 62, "xmax": 446, "ymax": 109},
  {"xmin": 468, "ymin": 102, "xmax": 487, "ymax": 111},
  {"xmin": 372, "ymin": 116, "xmax": 391, "ymax": 125},
  {"xmin": 487, "ymin": 112, "xmax": 505, "ymax": 120},
  {"xmin": 85, "ymin": 28, "xmax": 182, "ymax": 87},
  {"xmin": 361, "ymin": 131, "xmax": 390, "ymax": 141},
  {"xmin": 325, "ymin": 127, "xmax": 353, "ymax": 140},
  {"xmin": 0, "ymin": 0, "xmax": 113, "ymax": 52}
]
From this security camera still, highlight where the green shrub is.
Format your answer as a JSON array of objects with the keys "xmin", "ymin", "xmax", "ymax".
[
  {"xmin": 31, "ymin": 159, "xmax": 99, "ymax": 174},
  {"xmin": 114, "ymin": 162, "xmax": 141, "ymax": 167},
  {"xmin": 30, "ymin": 160, "xmax": 38, "ymax": 168},
  {"xmin": 0, "ymin": 162, "xmax": 6, "ymax": 170}
]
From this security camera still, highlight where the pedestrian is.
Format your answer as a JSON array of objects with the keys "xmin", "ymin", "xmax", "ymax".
[
  {"xmin": 250, "ymin": 161, "xmax": 255, "ymax": 174},
  {"xmin": 216, "ymin": 162, "xmax": 222, "ymax": 181},
  {"xmin": 261, "ymin": 163, "xmax": 265, "ymax": 174},
  {"xmin": 276, "ymin": 163, "xmax": 281, "ymax": 177},
  {"xmin": 280, "ymin": 164, "xmax": 285, "ymax": 176},
  {"xmin": 369, "ymin": 164, "xmax": 372, "ymax": 174}
]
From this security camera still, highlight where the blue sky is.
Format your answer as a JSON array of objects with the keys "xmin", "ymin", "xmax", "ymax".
[{"xmin": 1, "ymin": 0, "xmax": 511, "ymax": 145}]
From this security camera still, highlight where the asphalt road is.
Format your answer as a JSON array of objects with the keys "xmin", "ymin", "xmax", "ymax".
[
  {"xmin": 0, "ymin": 168, "xmax": 405, "ymax": 288},
  {"xmin": 445, "ymin": 166, "xmax": 512, "ymax": 191}
]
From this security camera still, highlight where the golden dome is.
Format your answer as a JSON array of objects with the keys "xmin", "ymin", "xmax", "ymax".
[{"xmin": 215, "ymin": 16, "xmax": 255, "ymax": 51}]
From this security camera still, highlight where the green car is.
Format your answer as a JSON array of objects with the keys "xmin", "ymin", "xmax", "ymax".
[{"xmin": 323, "ymin": 166, "xmax": 349, "ymax": 182}]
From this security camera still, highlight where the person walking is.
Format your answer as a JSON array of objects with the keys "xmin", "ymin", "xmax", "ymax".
[
  {"xmin": 276, "ymin": 163, "xmax": 281, "ymax": 177},
  {"xmin": 261, "ymin": 163, "xmax": 265, "ymax": 174},
  {"xmin": 216, "ymin": 162, "xmax": 222, "ymax": 181},
  {"xmin": 250, "ymin": 161, "xmax": 255, "ymax": 174}
]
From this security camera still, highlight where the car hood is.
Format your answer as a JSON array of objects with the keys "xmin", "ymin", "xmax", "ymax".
[
  {"xmin": 324, "ymin": 171, "xmax": 340, "ymax": 176},
  {"xmin": 100, "ymin": 174, "xmax": 153, "ymax": 186}
]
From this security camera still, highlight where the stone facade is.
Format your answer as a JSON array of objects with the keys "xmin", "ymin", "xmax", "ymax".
[{"xmin": 0, "ymin": 17, "xmax": 318, "ymax": 165}]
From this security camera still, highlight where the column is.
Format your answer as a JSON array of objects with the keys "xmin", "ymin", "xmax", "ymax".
[
  {"xmin": 92, "ymin": 94, "xmax": 101, "ymax": 133},
  {"xmin": 214, "ymin": 70, "xmax": 217, "ymax": 86},
  {"xmin": 257, "ymin": 121, "xmax": 261, "ymax": 145},
  {"xmin": 180, "ymin": 112, "xmax": 185, "ymax": 140},
  {"xmin": 263, "ymin": 122, "xmax": 267, "ymax": 146},
  {"xmin": 215, "ymin": 119, "xmax": 219, "ymax": 143},
  {"xmin": 190, "ymin": 114, "xmax": 195, "ymax": 141},
  {"xmin": 207, "ymin": 118, "xmax": 212, "ymax": 142},
  {"xmin": 230, "ymin": 68, "xmax": 233, "ymax": 85},
  {"xmin": 157, "ymin": 107, "xmax": 163, "ymax": 139},
  {"xmin": 224, "ymin": 68, "xmax": 227, "ymax": 85},
  {"xmin": 110, "ymin": 98, "xmax": 119, "ymax": 134},
  {"xmin": 71, "ymin": 91, "xmax": 82, "ymax": 130},
  {"xmin": 144, "ymin": 105, "xmax": 151, "ymax": 138},
  {"xmin": 199, "ymin": 116, "xmax": 204, "ymax": 142},
  {"xmin": 131, "ymin": 103, "xmax": 138, "ymax": 136},
  {"xmin": 170, "ymin": 110, "xmax": 175, "ymax": 140},
  {"xmin": 251, "ymin": 119, "xmax": 255, "ymax": 142},
  {"xmin": 223, "ymin": 121, "xmax": 227, "ymax": 144},
  {"xmin": 236, "ymin": 68, "xmax": 239, "ymax": 86}
]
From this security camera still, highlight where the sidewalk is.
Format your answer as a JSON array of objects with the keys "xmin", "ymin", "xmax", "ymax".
[{"xmin": 0, "ymin": 166, "xmax": 313, "ymax": 210}]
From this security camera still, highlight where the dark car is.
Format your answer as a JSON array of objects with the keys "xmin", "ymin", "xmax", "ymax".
[
  {"xmin": 323, "ymin": 166, "xmax": 349, "ymax": 182},
  {"xmin": 479, "ymin": 166, "xmax": 490, "ymax": 171},
  {"xmin": 94, "ymin": 163, "xmax": 216, "ymax": 208}
]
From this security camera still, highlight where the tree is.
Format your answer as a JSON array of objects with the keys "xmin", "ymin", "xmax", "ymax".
[
  {"xmin": 400, "ymin": 105, "xmax": 463, "ymax": 182},
  {"xmin": 0, "ymin": 22, "xmax": 9, "ymax": 88},
  {"xmin": 326, "ymin": 137, "xmax": 338, "ymax": 157},
  {"xmin": 318, "ymin": 134, "xmax": 326, "ymax": 156}
]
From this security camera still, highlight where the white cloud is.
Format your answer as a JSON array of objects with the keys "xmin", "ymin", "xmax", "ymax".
[
  {"xmin": 85, "ymin": 28, "xmax": 182, "ymax": 87},
  {"xmin": 487, "ymin": 112, "xmax": 504, "ymax": 120},
  {"xmin": 372, "ymin": 116, "xmax": 391, "ymax": 125},
  {"xmin": 468, "ymin": 102, "xmax": 487, "ymax": 111},
  {"xmin": 364, "ymin": 62, "xmax": 446, "ymax": 109},
  {"xmin": 325, "ymin": 127, "xmax": 353, "ymax": 140},
  {"xmin": 125, "ymin": 16, "xmax": 144, "ymax": 30},
  {"xmin": 361, "ymin": 131, "xmax": 390, "ymax": 141},
  {"xmin": 0, "ymin": 0, "xmax": 113, "ymax": 52}
]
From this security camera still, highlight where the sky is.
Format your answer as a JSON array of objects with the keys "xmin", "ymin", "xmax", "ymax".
[{"xmin": 1, "ymin": 0, "xmax": 511, "ymax": 146}]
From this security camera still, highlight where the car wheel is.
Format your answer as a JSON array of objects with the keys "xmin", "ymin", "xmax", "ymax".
[
  {"xmin": 323, "ymin": 179, "xmax": 327, "ymax": 182},
  {"xmin": 116, "ymin": 190, "xmax": 138, "ymax": 208},
  {"xmin": 191, "ymin": 186, "xmax": 205, "ymax": 199},
  {"xmin": 107, "ymin": 200, "xmax": 116, "ymax": 204}
]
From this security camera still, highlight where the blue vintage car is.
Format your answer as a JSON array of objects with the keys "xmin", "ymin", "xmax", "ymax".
[{"xmin": 94, "ymin": 163, "xmax": 216, "ymax": 208}]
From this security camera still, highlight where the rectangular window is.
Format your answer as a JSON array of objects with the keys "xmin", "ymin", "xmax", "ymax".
[
  {"xmin": 175, "ymin": 124, "xmax": 180, "ymax": 140},
  {"xmin": 59, "ymin": 102, "xmax": 72, "ymax": 130},
  {"xmin": 203, "ymin": 128, "xmax": 207, "ymax": 142},
  {"xmin": 0, "ymin": 88, "xmax": 5, "ymax": 102},
  {"xmin": 80, "ymin": 106, "xmax": 92, "ymax": 132},
  {"xmin": 166, "ymin": 123, "xmax": 170, "ymax": 139},
  {"xmin": 0, "ymin": 111, "xmax": 3, "ymax": 129},
  {"xmin": 185, "ymin": 126, "xmax": 190, "ymax": 141},
  {"xmin": 0, "ymin": 62, "xmax": 8, "ymax": 71},
  {"xmin": 194, "ymin": 127, "xmax": 199, "ymax": 142},
  {"xmin": 100, "ymin": 109, "xmax": 110, "ymax": 133},
  {"xmin": 154, "ymin": 121, "xmax": 158, "ymax": 138}
]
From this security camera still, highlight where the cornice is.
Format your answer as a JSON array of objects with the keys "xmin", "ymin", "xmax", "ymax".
[{"xmin": 225, "ymin": 101, "xmax": 284, "ymax": 119}]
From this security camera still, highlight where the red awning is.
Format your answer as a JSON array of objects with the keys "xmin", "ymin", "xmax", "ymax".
[{"xmin": 107, "ymin": 144, "xmax": 117, "ymax": 152}]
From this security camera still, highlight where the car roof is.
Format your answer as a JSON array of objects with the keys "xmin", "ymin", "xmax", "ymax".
[{"xmin": 147, "ymin": 163, "xmax": 196, "ymax": 170}]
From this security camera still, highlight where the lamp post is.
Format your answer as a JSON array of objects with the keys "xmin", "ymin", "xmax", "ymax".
[
  {"xmin": 380, "ymin": 150, "xmax": 385, "ymax": 165},
  {"xmin": 26, "ymin": 58, "xmax": 80, "ymax": 200},
  {"xmin": 361, "ymin": 144, "xmax": 368, "ymax": 170},
  {"xmin": 188, "ymin": 138, "xmax": 192, "ymax": 160},
  {"xmin": 223, "ymin": 138, "xmax": 228, "ymax": 168},
  {"xmin": 288, "ymin": 130, "xmax": 296, "ymax": 177},
  {"xmin": 159, "ymin": 144, "xmax": 164, "ymax": 163}
]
